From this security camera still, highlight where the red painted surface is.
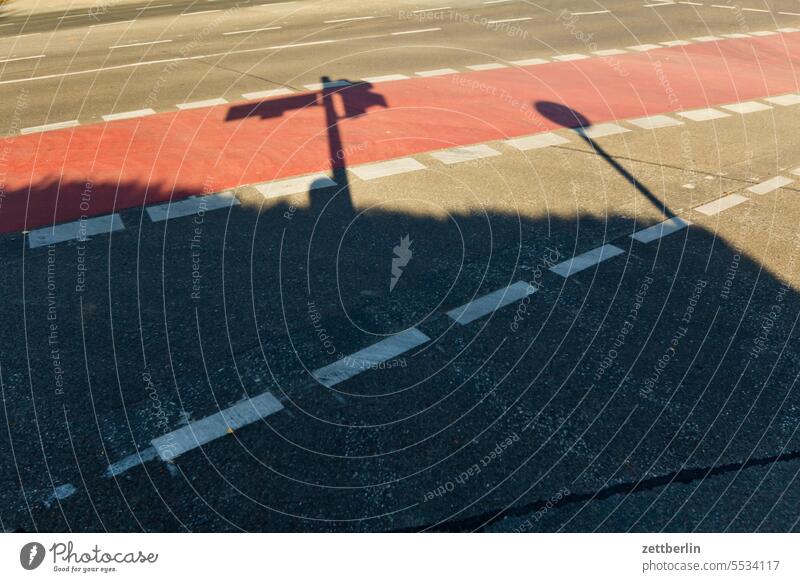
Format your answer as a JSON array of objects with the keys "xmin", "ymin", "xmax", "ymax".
[{"xmin": 2, "ymin": 33, "xmax": 799, "ymax": 233}]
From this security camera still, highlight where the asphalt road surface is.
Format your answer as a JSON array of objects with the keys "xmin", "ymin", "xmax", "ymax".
[{"xmin": 2, "ymin": 0, "xmax": 800, "ymax": 532}]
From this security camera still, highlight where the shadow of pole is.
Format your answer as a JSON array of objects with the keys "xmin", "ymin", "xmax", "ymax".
[{"xmin": 535, "ymin": 101, "xmax": 675, "ymax": 219}]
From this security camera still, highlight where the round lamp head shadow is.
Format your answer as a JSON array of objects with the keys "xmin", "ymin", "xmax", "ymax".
[{"xmin": 535, "ymin": 101, "xmax": 591, "ymax": 130}]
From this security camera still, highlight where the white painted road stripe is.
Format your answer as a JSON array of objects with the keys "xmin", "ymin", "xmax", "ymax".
[
  {"xmin": 350, "ymin": 158, "xmax": 426, "ymax": 180},
  {"xmin": 177, "ymin": 98, "xmax": 228, "ymax": 110},
  {"xmin": 630, "ymin": 217, "xmax": 691, "ymax": 243},
  {"xmin": 223, "ymin": 26, "xmax": 282, "ymax": 35},
  {"xmin": 487, "ymin": 17, "xmax": 532, "ymax": 24},
  {"xmin": 105, "ymin": 447, "xmax": 158, "ymax": 477},
  {"xmin": 510, "ymin": 57, "xmax": 549, "ymax": 65},
  {"xmin": 627, "ymin": 114, "xmax": 684, "ymax": 129},
  {"xmin": 412, "ymin": 6, "xmax": 452, "ymax": 13},
  {"xmin": 151, "ymin": 391, "xmax": 284, "ymax": 461},
  {"xmin": 572, "ymin": 10, "xmax": 610, "ymax": 15},
  {"xmin": 21, "ymin": 120, "xmax": 79, "ymax": 134},
  {"xmin": 102, "ymin": 108, "xmax": 156, "ymax": 121},
  {"xmin": 506, "ymin": 132, "xmax": 570, "ymax": 150},
  {"xmin": 257, "ymin": 174, "xmax": 337, "ymax": 198},
  {"xmin": 747, "ymin": 176, "xmax": 793, "ymax": 195},
  {"xmin": 695, "ymin": 194, "xmax": 748, "ymax": 216},
  {"xmin": 325, "ymin": 16, "xmax": 376, "ymax": 23},
  {"xmin": 467, "ymin": 63, "xmax": 507, "ymax": 71},
  {"xmin": 430, "ymin": 144, "xmax": 501, "ymax": 164},
  {"xmin": 677, "ymin": 108, "xmax": 730, "ymax": 121},
  {"xmin": 146, "ymin": 192, "xmax": 239, "ymax": 222},
  {"xmin": 593, "ymin": 49, "xmax": 627, "ymax": 56},
  {"xmin": 110, "ymin": 40, "xmax": 172, "ymax": 49},
  {"xmin": 579, "ymin": 123, "xmax": 630, "ymax": 138},
  {"xmin": 415, "ymin": 68, "xmax": 459, "ymax": 76},
  {"xmin": 792, "ymin": 167, "xmax": 800, "ymax": 176},
  {"xmin": 0, "ymin": 54, "xmax": 45, "ymax": 64},
  {"xmin": 693, "ymin": 36, "xmax": 722, "ymax": 42},
  {"xmin": 28, "ymin": 214, "xmax": 125, "ymax": 248},
  {"xmin": 550, "ymin": 244, "xmax": 625, "ymax": 277},
  {"xmin": 304, "ymin": 79, "xmax": 350, "ymax": 90},
  {"xmin": 312, "ymin": 328, "xmax": 430, "ymax": 388},
  {"xmin": 721, "ymin": 101, "xmax": 771, "ymax": 114},
  {"xmin": 750, "ymin": 30, "xmax": 777, "ymax": 36},
  {"xmin": 242, "ymin": 88, "xmax": 294, "ymax": 100},
  {"xmin": 362, "ymin": 74, "xmax": 410, "ymax": 83},
  {"xmin": 627, "ymin": 44, "xmax": 662, "ymax": 51},
  {"xmin": 447, "ymin": 281, "xmax": 537, "ymax": 325},
  {"xmin": 764, "ymin": 94, "xmax": 800, "ymax": 106},
  {"xmin": 391, "ymin": 28, "xmax": 441, "ymax": 35},
  {"xmin": 553, "ymin": 53, "xmax": 589, "ymax": 61},
  {"xmin": 661, "ymin": 39, "xmax": 692, "ymax": 46}
]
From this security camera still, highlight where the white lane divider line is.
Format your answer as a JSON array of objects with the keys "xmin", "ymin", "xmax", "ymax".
[
  {"xmin": 177, "ymin": 98, "xmax": 228, "ymax": 110},
  {"xmin": 391, "ymin": 28, "xmax": 441, "ymax": 35},
  {"xmin": 0, "ymin": 54, "xmax": 45, "ymax": 64},
  {"xmin": 304, "ymin": 79, "xmax": 350, "ymax": 90},
  {"xmin": 661, "ymin": 39, "xmax": 692, "ymax": 46},
  {"xmin": 350, "ymin": 158, "xmax": 426, "ymax": 180},
  {"xmin": 324, "ymin": 16, "xmax": 376, "ymax": 24},
  {"xmin": 415, "ymin": 68, "xmax": 459, "ymax": 76},
  {"xmin": 777, "ymin": 26, "xmax": 800, "ymax": 31},
  {"xmin": 487, "ymin": 17, "xmax": 533, "ymax": 24},
  {"xmin": 627, "ymin": 43, "xmax": 662, "ymax": 51},
  {"xmin": 269, "ymin": 39, "xmax": 337, "ymax": 50},
  {"xmin": 572, "ymin": 10, "xmax": 610, "ymax": 15},
  {"xmin": 578, "ymin": 123, "xmax": 630, "ymax": 138},
  {"xmin": 742, "ymin": 7, "xmax": 769, "ymax": 12},
  {"xmin": 110, "ymin": 39, "xmax": 172, "ymax": 49},
  {"xmin": 694, "ymin": 194, "xmax": 748, "ymax": 216},
  {"xmin": 764, "ymin": 94, "xmax": 800, "ymax": 106},
  {"xmin": 89, "ymin": 19, "xmax": 135, "ymax": 27},
  {"xmin": 720, "ymin": 101, "xmax": 771, "ymax": 114},
  {"xmin": 430, "ymin": 144, "xmax": 501, "ymax": 165},
  {"xmin": 151, "ymin": 391, "xmax": 284, "ymax": 462},
  {"xmin": 180, "ymin": 9, "xmax": 221, "ymax": 16},
  {"xmin": 506, "ymin": 132, "xmax": 570, "ymax": 150},
  {"xmin": 102, "ymin": 108, "xmax": 156, "ymax": 122},
  {"xmin": 412, "ymin": 6, "xmax": 453, "ymax": 13},
  {"xmin": 222, "ymin": 26, "xmax": 282, "ymax": 35},
  {"xmin": 750, "ymin": 30, "xmax": 777, "ymax": 36},
  {"xmin": 630, "ymin": 217, "xmax": 691, "ymax": 243},
  {"xmin": 467, "ymin": 63, "xmax": 508, "ymax": 71},
  {"xmin": 746, "ymin": 176, "xmax": 793, "ymax": 195},
  {"xmin": 28, "ymin": 214, "xmax": 125, "ymax": 248},
  {"xmin": 146, "ymin": 192, "xmax": 240, "ymax": 222},
  {"xmin": 553, "ymin": 53, "xmax": 589, "ymax": 61},
  {"xmin": 21, "ymin": 120, "xmax": 79, "ymax": 134},
  {"xmin": 312, "ymin": 328, "xmax": 430, "ymax": 388},
  {"xmin": 721, "ymin": 33, "xmax": 751, "ymax": 39},
  {"xmin": 242, "ymin": 88, "xmax": 294, "ymax": 100},
  {"xmin": 627, "ymin": 114, "xmax": 684, "ymax": 129},
  {"xmin": 550, "ymin": 244, "xmax": 625, "ymax": 277},
  {"xmin": 105, "ymin": 447, "xmax": 158, "ymax": 478},
  {"xmin": 677, "ymin": 107, "xmax": 730, "ymax": 121},
  {"xmin": 447, "ymin": 281, "xmax": 537, "ymax": 325},
  {"xmin": 592, "ymin": 49, "xmax": 627, "ymax": 56},
  {"xmin": 510, "ymin": 57, "xmax": 549, "ymax": 65},
  {"xmin": 256, "ymin": 174, "xmax": 337, "ymax": 198},
  {"xmin": 41, "ymin": 483, "xmax": 77, "ymax": 508},
  {"xmin": 692, "ymin": 36, "xmax": 723, "ymax": 42},
  {"xmin": 791, "ymin": 167, "xmax": 800, "ymax": 177},
  {"xmin": 362, "ymin": 73, "xmax": 410, "ymax": 83}
]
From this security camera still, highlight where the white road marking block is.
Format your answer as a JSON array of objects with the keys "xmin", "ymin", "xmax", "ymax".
[
  {"xmin": 242, "ymin": 88, "xmax": 293, "ymax": 99},
  {"xmin": 391, "ymin": 28, "xmax": 441, "ymax": 35},
  {"xmin": 627, "ymin": 44, "xmax": 661, "ymax": 51},
  {"xmin": 550, "ymin": 244, "xmax": 625, "ymax": 277},
  {"xmin": 506, "ymin": 132, "xmax": 570, "ymax": 150},
  {"xmin": 177, "ymin": 97, "xmax": 227, "ymax": 110},
  {"xmin": 791, "ymin": 167, "xmax": 800, "ymax": 176},
  {"xmin": 510, "ymin": 57, "xmax": 549, "ymax": 65},
  {"xmin": 763, "ymin": 94, "xmax": 800, "ymax": 106},
  {"xmin": 677, "ymin": 108, "xmax": 730, "ymax": 121},
  {"xmin": 447, "ymin": 281, "xmax": 537, "ymax": 325},
  {"xmin": 747, "ymin": 176, "xmax": 793, "ymax": 195},
  {"xmin": 579, "ymin": 123, "xmax": 630, "ymax": 138},
  {"xmin": 362, "ymin": 74, "xmax": 410, "ymax": 83},
  {"xmin": 630, "ymin": 217, "xmax": 691, "ymax": 243},
  {"xmin": 693, "ymin": 36, "xmax": 722, "ymax": 42},
  {"xmin": 21, "ymin": 120, "xmax": 79, "ymax": 134},
  {"xmin": 304, "ymin": 79, "xmax": 350, "ymax": 90},
  {"xmin": 105, "ymin": 447, "xmax": 158, "ymax": 477},
  {"xmin": 750, "ymin": 30, "xmax": 777, "ymax": 36},
  {"xmin": 593, "ymin": 49, "xmax": 627, "ymax": 56},
  {"xmin": 416, "ymin": 68, "xmax": 459, "ymax": 77},
  {"xmin": 312, "ymin": 328, "xmax": 429, "ymax": 388},
  {"xmin": 256, "ymin": 174, "xmax": 337, "ymax": 198},
  {"xmin": 102, "ymin": 108, "xmax": 156, "ymax": 122},
  {"xmin": 350, "ymin": 158, "xmax": 426, "ymax": 180},
  {"xmin": 661, "ymin": 40, "xmax": 692, "ymax": 46},
  {"xmin": 777, "ymin": 27, "xmax": 800, "ymax": 33},
  {"xmin": 29, "ymin": 214, "xmax": 125, "ymax": 248},
  {"xmin": 721, "ymin": 101, "xmax": 771, "ymax": 114},
  {"xmin": 430, "ymin": 144, "xmax": 501, "ymax": 164},
  {"xmin": 627, "ymin": 114, "xmax": 683, "ymax": 129},
  {"xmin": 151, "ymin": 391, "xmax": 284, "ymax": 461},
  {"xmin": 721, "ymin": 33, "xmax": 751, "ymax": 39},
  {"xmin": 146, "ymin": 192, "xmax": 239, "ymax": 222},
  {"xmin": 467, "ymin": 63, "xmax": 507, "ymax": 71},
  {"xmin": 553, "ymin": 53, "xmax": 589, "ymax": 61},
  {"xmin": 695, "ymin": 194, "xmax": 748, "ymax": 215}
]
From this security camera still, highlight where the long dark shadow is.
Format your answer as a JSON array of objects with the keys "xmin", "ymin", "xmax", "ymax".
[{"xmin": 535, "ymin": 101, "xmax": 674, "ymax": 219}]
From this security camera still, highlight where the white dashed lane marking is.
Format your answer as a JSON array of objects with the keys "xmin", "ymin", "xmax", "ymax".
[
  {"xmin": 467, "ymin": 63, "xmax": 508, "ymax": 71},
  {"xmin": 28, "ymin": 214, "xmax": 125, "ymax": 248},
  {"xmin": 721, "ymin": 101, "xmax": 772, "ymax": 114},
  {"xmin": 677, "ymin": 108, "xmax": 730, "ymax": 121},
  {"xmin": 553, "ymin": 53, "xmax": 589, "ymax": 61},
  {"xmin": 222, "ymin": 26, "xmax": 282, "ymax": 36},
  {"xmin": 102, "ymin": 108, "xmax": 156, "ymax": 121},
  {"xmin": 593, "ymin": 49, "xmax": 627, "ymax": 56},
  {"xmin": 630, "ymin": 217, "xmax": 691, "ymax": 243},
  {"xmin": 242, "ymin": 88, "xmax": 293, "ymax": 100},
  {"xmin": 550, "ymin": 244, "xmax": 625, "ymax": 277},
  {"xmin": 391, "ymin": 28, "xmax": 441, "ymax": 35},
  {"xmin": 579, "ymin": 123, "xmax": 630, "ymax": 138},
  {"xmin": 416, "ymin": 68, "xmax": 459, "ymax": 77},
  {"xmin": 110, "ymin": 40, "xmax": 172, "ymax": 49},
  {"xmin": 661, "ymin": 40, "xmax": 692, "ymax": 46},
  {"xmin": 506, "ymin": 132, "xmax": 570, "ymax": 150},
  {"xmin": 747, "ymin": 176, "xmax": 793, "ymax": 195},
  {"xmin": 627, "ymin": 44, "xmax": 662, "ymax": 51},
  {"xmin": 0, "ymin": 54, "xmax": 45, "ymax": 64},
  {"xmin": 627, "ymin": 114, "xmax": 684, "ymax": 129},
  {"xmin": 151, "ymin": 391, "xmax": 284, "ymax": 462},
  {"xmin": 430, "ymin": 144, "xmax": 501, "ymax": 164},
  {"xmin": 447, "ymin": 281, "xmax": 537, "ymax": 325},
  {"xmin": 510, "ymin": 57, "xmax": 549, "ymax": 65},
  {"xmin": 21, "ymin": 120, "xmax": 79, "ymax": 134},
  {"xmin": 105, "ymin": 448, "xmax": 158, "ymax": 478},
  {"xmin": 764, "ymin": 94, "xmax": 800, "ymax": 106},
  {"xmin": 177, "ymin": 98, "xmax": 228, "ymax": 110},
  {"xmin": 257, "ymin": 174, "xmax": 337, "ymax": 198},
  {"xmin": 312, "ymin": 328, "xmax": 430, "ymax": 388},
  {"xmin": 350, "ymin": 158, "xmax": 426, "ymax": 180},
  {"xmin": 362, "ymin": 74, "xmax": 410, "ymax": 83},
  {"xmin": 695, "ymin": 194, "xmax": 748, "ymax": 216},
  {"xmin": 304, "ymin": 79, "xmax": 350, "ymax": 90},
  {"xmin": 146, "ymin": 192, "xmax": 239, "ymax": 222}
]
